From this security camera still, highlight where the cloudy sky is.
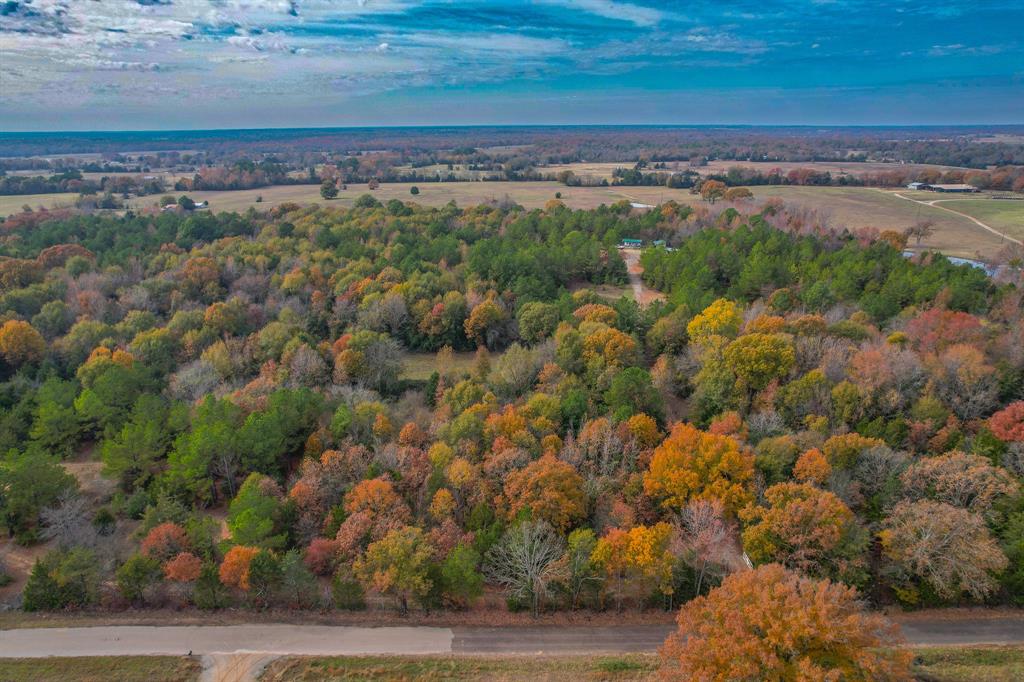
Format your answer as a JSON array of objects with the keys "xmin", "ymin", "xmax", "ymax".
[{"xmin": 1, "ymin": 0, "xmax": 1022, "ymax": 130}]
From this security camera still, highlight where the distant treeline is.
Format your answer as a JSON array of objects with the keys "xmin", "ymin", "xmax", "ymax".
[
  {"xmin": 606, "ymin": 165, "xmax": 1024, "ymax": 192},
  {"xmin": 0, "ymin": 171, "xmax": 167, "ymax": 197},
  {"xmin": 2, "ymin": 125, "xmax": 1023, "ymax": 168}
]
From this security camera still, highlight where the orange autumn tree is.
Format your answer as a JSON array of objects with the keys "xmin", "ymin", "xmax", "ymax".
[
  {"xmin": 643, "ymin": 423, "xmax": 754, "ymax": 514},
  {"xmin": 741, "ymin": 482, "xmax": 868, "ymax": 585},
  {"xmin": 164, "ymin": 552, "xmax": 202, "ymax": 582},
  {"xmin": 344, "ymin": 477, "xmax": 410, "ymax": 524},
  {"xmin": 503, "ymin": 454, "xmax": 586, "ymax": 532},
  {"xmin": 219, "ymin": 545, "xmax": 260, "ymax": 590},
  {"xmin": 140, "ymin": 522, "xmax": 190, "ymax": 562},
  {"xmin": 660, "ymin": 564, "xmax": 912, "ymax": 681},
  {"xmin": 989, "ymin": 401, "xmax": 1024, "ymax": 442},
  {"xmin": 793, "ymin": 448, "xmax": 831, "ymax": 485}
]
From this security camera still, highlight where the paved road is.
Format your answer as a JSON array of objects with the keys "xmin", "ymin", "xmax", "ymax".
[
  {"xmin": 2, "ymin": 620, "xmax": 1023, "ymax": 681},
  {"xmin": 2, "ymin": 620, "xmax": 1023, "ymax": 657}
]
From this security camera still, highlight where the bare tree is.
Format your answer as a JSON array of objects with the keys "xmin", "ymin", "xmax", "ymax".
[
  {"xmin": 40, "ymin": 492, "xmax": 97, "ymax": 550},
  {"xmin": 484, "ymin": 521, "xmax": 566, "ymax": 617},
  {"xmin": 904, "ymin": 219, "xmax": 935, "ymax": 247},
  {"xmin": 674, "ymin": 499, "xmax": 735, "ymax": 597}
]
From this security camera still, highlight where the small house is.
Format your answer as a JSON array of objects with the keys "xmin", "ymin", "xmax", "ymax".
[{"xmin": 619, "ymin": 238, "xmax": 643, "ymax": 249}]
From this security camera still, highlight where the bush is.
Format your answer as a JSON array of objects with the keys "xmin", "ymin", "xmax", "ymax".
[
  {"xmin": 193, "ymin": 563, "xmax": 230, "ymax": 610},
  {"xmin": 331, "ymin": 571, "xmax": 366, "ymax": 610},
  {"xmin": 116, "ymin": 553, "xmax": 163, "ymax": 605},
  {"xmin": 23, "ymin": 548, "xmax": 99, "ymax": 611}
]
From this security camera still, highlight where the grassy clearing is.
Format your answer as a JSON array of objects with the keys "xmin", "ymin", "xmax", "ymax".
[
  {"xmin": 911, "ymin": 646, "xmax": 1024, "ymax": 681},
  {"xmin": 401, "ymin": 351, "xmax": 480, "ymax": 381},
  {"xmin": 0, "ymin": 193, "xmax": 79, "ymax": 216},
  {"xmin": 261, "ymin": 654, "xmax": 659, "ymax": 681},
  {"xmin": 0, "ymin": 656, "xmax": 199, "ymax": 682}
]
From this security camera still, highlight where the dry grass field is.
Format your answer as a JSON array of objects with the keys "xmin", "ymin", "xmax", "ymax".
[{"xmin": 0, "ymin": 192, "xmax": 78, "ymax": 216}]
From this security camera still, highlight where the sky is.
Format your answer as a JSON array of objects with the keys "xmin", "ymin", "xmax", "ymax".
[{"xmin": 0, "ymin": 0, "xmax": 1022, "ymax": 130}]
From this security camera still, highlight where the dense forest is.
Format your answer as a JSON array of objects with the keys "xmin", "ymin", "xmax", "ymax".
[{"xmin": 1, "ymin": 196, "xmax": 1022, "ymax": 617}]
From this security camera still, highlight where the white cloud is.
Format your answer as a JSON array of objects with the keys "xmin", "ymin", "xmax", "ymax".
[{"xmin": 539, "ymin": 0, "xmax": 663, "ymax": 27}]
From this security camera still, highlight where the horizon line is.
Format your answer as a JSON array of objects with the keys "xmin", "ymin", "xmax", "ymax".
[{"xmin": 3, "ymin": 122, "xmax": 1024, "ymax": 136}]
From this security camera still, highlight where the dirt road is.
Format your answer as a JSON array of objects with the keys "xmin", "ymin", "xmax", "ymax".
[{"xmin": 620, "ymin": 248, "xmax": 665, "ymax": 306}]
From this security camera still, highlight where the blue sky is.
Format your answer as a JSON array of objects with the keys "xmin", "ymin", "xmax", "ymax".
[{"xmin": 1, "ymin": 0, "xmax": 1022, "ymax": 130}]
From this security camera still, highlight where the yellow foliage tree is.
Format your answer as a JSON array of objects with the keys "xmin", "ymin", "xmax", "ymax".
[
  {"xmin": 592, "ymin": 523, "xmax": 675, "ymax": 609},
  {"xmin": 643, "ymin": 423, "xmax": 754, "ymax": 514},
  {"xmin": 0, "ymin": 319, "xmax": 45, "ymax": 367},
  {"xmin": 686, "ymin": 298, "xmax": 742, "ymax": 346}
]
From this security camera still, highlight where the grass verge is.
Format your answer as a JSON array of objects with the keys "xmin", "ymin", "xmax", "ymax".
[
  {"xmin": 260, "ymin": 654, "xmax": 659, "ymax": 681},
  {"xmin": 911, "ymin": 646, "xmax": 1024, "ymax": 682},
  {"xmin": 0, "ymin": 656, "xmax": 200, "ymax": 682}
]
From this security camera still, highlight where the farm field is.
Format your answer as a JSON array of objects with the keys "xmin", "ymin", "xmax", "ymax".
[
  {"xmin": 124, "ymin": 181, "xmax": 644, "ymax": 213},
  {"xmin": 0, "ymin": 192, "xmax": 78, "ymax": 215},
  {"xmin": 748, "ymin": 186, "xmax": 1010, "ymax": 258}
]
